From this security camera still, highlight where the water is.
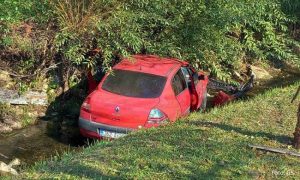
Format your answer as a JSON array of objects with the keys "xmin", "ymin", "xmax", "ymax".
[{"xmin": 0, "ymin": 120, "xmax": 84, "ymax": 165}]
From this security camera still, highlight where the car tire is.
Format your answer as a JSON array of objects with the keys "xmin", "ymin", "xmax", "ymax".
[{"xmin": 200, "ymin": 89, "xmax": 207, "ymax": 111}]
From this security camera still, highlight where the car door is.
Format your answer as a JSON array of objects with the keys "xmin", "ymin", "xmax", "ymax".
[
  {"xmin": 181, "ymin": 66, "xmax": 200, "ymax": 110},
  {"xmin": 187, "ymin": 67, "xmax": 206, "ymax": 109},
  {"xmin": 171, "ymin": 69, "xmax": 191, "ymax": 116}
]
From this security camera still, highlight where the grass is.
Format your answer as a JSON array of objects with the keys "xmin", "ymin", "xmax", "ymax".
[{"xmin": 20, "ymin": 81, "xmax": 300, "ymax": 179}]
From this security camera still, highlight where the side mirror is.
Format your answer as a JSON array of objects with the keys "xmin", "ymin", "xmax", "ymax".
[{"xmin": 198, "ymin": 74, "xmax": 205, "ymax": 80}]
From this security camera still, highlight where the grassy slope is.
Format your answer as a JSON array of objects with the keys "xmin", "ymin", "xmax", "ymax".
[{"xmin": 23, "ymin": 81, "xmax": 300, "ymax": 179}]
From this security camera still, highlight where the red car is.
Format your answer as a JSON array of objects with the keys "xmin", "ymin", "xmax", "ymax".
[{"xmin": 79, "ymin": 55, "xmax": 209, "ymax": 139}]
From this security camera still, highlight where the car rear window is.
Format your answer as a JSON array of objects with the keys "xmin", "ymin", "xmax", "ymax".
[{"xmin": 102, "ymin": 70, "xmax": 167, "ymax": 98}]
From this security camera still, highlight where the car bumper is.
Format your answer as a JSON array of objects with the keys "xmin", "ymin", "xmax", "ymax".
[{"xmin": 78, "ymin": 117, "xmax": 134, "ymax": 138}]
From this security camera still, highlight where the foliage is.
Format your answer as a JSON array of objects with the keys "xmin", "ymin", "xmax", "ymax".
[
  {"xmin": 0, "ymin": 0, "xmax": 48, "ymax": 23},
  {"xmin": 0, "ymin": 0, "xmax": 52, "ymax": 85},
  {"xmin": 47, "ymin": 0, "xmax": 300, "ymax": 81},
  {"xmin": 0, "ymin": 0, "xmax": 299, "ymax": 82},
  {"xmin": 281, "ymin": 0, "xmax": 300, "ymax": 21},
  {"xmin": 0, "ymin": 0, "xmax": 49, "ymax": 41}
]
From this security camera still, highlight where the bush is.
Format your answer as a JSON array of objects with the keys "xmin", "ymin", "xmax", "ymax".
[
  {"xmin": 0, "ymin": 0, "xmax": 299, "ymax": 83},
  {"xmin": 0, "ymin": 0, "xmax": 51, "ymax": 77}
]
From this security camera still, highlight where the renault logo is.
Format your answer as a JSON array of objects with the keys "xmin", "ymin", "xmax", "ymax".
[{"xmin": 115, "ymin": 106, "xmax": 120, "ymax": 113}]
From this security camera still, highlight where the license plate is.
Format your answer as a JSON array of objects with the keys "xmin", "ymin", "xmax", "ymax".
[{"xmin": 98, "ymin": 129, "xmax": 126, "ymax": 138}]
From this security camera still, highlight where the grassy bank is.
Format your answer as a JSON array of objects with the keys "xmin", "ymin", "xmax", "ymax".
[{"xmin": 21, "ymin": 81, "xmax": 300, "ymax": 179}]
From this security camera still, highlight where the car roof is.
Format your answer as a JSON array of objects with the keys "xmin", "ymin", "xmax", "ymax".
[{"xmin": 113, "ymin": 55, "xmax": 188, "ymax": 77}]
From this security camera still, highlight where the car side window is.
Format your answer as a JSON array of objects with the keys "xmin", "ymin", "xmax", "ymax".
[
  {"xmin": 186, "ymin": 67, "xmax": 198, "ymax": 85},
  {"xmin": 181, "ymin": 67, "xmax": 199, "ymax": 86},
  {"xmin": 172, "ymin": 69, "xmax": 187, "ymax": 96},
  {"xmin": 181, "ymin": 67, "xmax": 190, "ymax": 86}
]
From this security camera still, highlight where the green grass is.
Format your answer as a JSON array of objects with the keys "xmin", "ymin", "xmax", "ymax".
[{"xmin": 22, "ymin": 81, "xmax": 300, "ymax": 179}]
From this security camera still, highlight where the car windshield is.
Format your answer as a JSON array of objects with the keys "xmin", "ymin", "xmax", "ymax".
[{"xmin": 102, "ymin": 69, "xmax": 167, "ymax": 98}]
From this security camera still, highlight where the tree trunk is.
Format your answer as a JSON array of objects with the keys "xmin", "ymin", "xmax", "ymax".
[{"xmin": 293, "ymin": 103, "xmax": 300, "ymax": 149}]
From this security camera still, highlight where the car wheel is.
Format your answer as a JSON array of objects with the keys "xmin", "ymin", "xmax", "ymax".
[{"xmin": 200, "ymin": 89, "xmax": 207, "ymax": 111}]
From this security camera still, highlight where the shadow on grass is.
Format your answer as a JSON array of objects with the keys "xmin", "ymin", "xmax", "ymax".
[
  {"xmin": 190, "ymin": 121, "xmax": 292, "ymax": 144},
  {"xmin": 34, "ymin": 163, "xmax": 116, "ymax": 179},
  {"xmin": 185, "ymin": 161, "xmax": 252, "ymax": 179}
]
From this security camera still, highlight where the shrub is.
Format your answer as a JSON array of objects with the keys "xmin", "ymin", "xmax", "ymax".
[{"xmin": 0, "ymin": 0, "xmax": 299, "ymax": 84}]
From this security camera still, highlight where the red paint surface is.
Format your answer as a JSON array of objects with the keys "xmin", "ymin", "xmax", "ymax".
[
  {"xmin": 80, "ymin": 55, "xmax": 209, "ymax": 139},
  {"xmin": 212, "ymin": 91, "xmax": 235, "ymax": 107}
]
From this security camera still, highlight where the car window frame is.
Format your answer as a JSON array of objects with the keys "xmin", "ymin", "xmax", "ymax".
[
  {"xmin": 180, "ymin": 67, "xmax": 191, "ymax": 87},
  {"xmin": 101, "ymin": 69, "xmax": 167, "ymax": 98},
  {"xmin": 171, "ymin": 68, "xmax": 188, "ymax": 96},
  {"xmin": 180, "ymin": 66, "xmax": 199, "ymax": 86}
]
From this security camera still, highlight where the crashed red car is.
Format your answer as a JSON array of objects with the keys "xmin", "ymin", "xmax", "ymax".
[{"xmin": 79, "ymin": 55, "xmax": 209, "ymax": 139}]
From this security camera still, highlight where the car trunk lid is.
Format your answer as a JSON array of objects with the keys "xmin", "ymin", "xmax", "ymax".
[{"xmin": 89, "ymin": 90, "xmax": 159, "ymax": 129}]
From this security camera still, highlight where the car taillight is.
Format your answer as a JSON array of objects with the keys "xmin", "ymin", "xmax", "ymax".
[
  {"xmin": 81, "ymin": 97, "xmax": 91, "ymax": 113},
  {"xmin": 146, "ymin": 108, "xmax": 168, "ymax": 126}
]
